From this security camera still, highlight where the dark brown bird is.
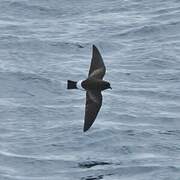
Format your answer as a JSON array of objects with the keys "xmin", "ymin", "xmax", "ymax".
[{"xmin": 67, "ymin": 45, "xmax": 111, "ymax": 132}]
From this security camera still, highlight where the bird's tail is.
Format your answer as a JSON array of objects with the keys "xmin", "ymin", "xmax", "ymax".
[{"xmin": 67, "ymin": 80, "xmax": 77, "ymax": 89}]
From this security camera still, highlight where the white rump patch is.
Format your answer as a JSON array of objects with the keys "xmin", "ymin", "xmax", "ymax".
[{"xmin": 77, "ymin": 80, "xmax": 85, "ymax": 90}]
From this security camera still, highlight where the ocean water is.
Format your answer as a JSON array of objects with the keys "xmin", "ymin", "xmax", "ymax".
[{"xmin": 0, "ymin": 0, "xmax": 180, "ymax": 179}]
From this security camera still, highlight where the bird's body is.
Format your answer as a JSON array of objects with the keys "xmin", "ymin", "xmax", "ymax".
[
  {"xmin": 67, "ymin": 45, "xmax": 111, "ymax": 132},
  {"xmin": 82, "ymin": 78, "xmax": 110, "ymax": 91}
]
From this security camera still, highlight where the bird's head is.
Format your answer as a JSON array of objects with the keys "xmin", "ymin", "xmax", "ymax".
[
  {"xmin": 107, "ymin": 82, "xmax": 112, "ymax": 89},
  {"xmin": 103, "ymin": 81, "xmax": 112, "ymax": 90}
]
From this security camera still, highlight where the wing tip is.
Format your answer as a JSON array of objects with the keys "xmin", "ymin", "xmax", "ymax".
[
  {"xmin": 83, "ymin": 125, "xmax": 90, "ymax": 132},
  {"xmin": 92, "ymin": 44, "xmax": 101, "ymax": 60},
  {"xmin": 92, "ymin": 44, "xmax": 97, "ymax": 50}
]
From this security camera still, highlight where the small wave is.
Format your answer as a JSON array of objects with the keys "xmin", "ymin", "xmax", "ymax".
[
  {"xmin": 114, "ymin": 21, "xmax": 180, "ymax": 40},
  {"xmin": 81, "ymin": 175, "xmax": 104, "ymax": 180},
  {"xmin": 50, "ymin": 41, "xmax": 86, "ymax": 49},
  {"xmin": 17, "ymin": 71, "xmax": 52, "ymax": 84},
  {"xmin": 158, "ymin": 130, "xmax": 180, "ymax": 136},
  {"xmin": 0, "ymin": 71, "xmax": 64, "ymax": 98},
  {"xmin": 0, "ymin": 150, "xmax": 76, "ymax": 162},
  {"xmin": 0, "ymin": 71, "xmax": 51, "ymax": 83},
  {"xmin": 80, "ymin": 164, "xmax": 180, "ymax": 180},
  {"xmin": 143, "ymin": 57, "xmax": 179, "ymax": 70},
  {"xmin": 4, "ymin": 1, "xmax": 63, "ymax": 19},
  {"xmin": 114, "ymin": 25, "xmax": 161, "ymax": 38},
  {"xmin": 79, "ymin": 161, "xmax": 111, "ymax": 169}
]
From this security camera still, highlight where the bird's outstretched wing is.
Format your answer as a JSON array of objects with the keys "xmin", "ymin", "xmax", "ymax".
[
  {"xmin": 88, "ymin": 45, "xmax": 106, "ymax": 79},
  {"xmin": 84, "ymin": 90, "xmax": 102, "ymax": 132}
]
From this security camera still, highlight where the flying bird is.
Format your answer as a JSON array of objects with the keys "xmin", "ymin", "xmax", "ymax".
[{"xmin": 67, "ymin": 45, "xmax": 111, "ymax": 132}]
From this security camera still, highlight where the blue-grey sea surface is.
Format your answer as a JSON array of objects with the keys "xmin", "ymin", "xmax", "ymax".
[{"xmin": 0, "ymin": 0, "xmax": 180, "ymax": 179}]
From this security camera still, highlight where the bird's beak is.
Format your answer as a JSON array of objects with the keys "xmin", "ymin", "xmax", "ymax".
[{"xmin": 109, "ymin": 86, "xmax": 112, "ymax": 89}]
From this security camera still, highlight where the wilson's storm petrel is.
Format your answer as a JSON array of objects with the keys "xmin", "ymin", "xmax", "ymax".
[{"xmin": 67, "ymin": 45, "xmax": 111, "ymax": 132}]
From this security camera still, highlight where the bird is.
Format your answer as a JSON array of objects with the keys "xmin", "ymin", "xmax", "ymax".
[{"xmin": 67, "ymin": 45, "xmax": 111, "ymax": 132}]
